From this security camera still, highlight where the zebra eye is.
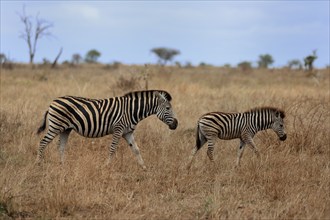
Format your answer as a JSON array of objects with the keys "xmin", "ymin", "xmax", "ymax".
[{"xmin": 166, "ymin": 106, "xmax": 170, "ymax": 110}]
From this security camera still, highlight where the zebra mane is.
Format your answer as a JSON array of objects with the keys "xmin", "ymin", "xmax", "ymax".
[
  {"xmin": 246, "ymin": 106, "xmax": 286, "ymax": 118},
  {"xmin": 123, "ymin": 90, "xmax": 172, "ymax": 101}
]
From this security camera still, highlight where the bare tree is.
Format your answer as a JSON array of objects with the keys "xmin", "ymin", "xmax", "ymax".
[{"xmin": 18, "ymin": 6, "xmax": 53, "ymax": 65}]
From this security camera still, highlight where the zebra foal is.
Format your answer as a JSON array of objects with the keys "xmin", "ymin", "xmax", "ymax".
[
  {"xmin": 36, "ymin": 90, "xmax": 178, "ymax": 169},
  {"xmin": 187, "ymin": 107, "xmax": 287, "ymax": 169}
]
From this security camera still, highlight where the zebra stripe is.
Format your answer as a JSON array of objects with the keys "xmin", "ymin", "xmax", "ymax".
[
  {"xmin": 37, "ymin": 90, "xmax": 178, "ymax": 169},
  {"xmin": 188, "ymin": 107, "xmax": 286, "ymax": 168}
]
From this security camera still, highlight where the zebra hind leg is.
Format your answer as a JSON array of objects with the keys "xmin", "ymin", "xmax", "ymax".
[
  {"xmin": 207, "ymin": 139, "xmax": 215, "ymax": 162},
  {"xmin": 204, "ymin": 133, "xmax": 217, "ymax": 162},
  {"xmin": 37, "ymin": 129, "xmax": 60, "ymax": 164},
  {"xmin": 107, "ymin": 129, "xmax": 123, "ymax": 166},
  {"xmin": 58, "ymin": 129, "xmax": 72, "ymax": 164}
]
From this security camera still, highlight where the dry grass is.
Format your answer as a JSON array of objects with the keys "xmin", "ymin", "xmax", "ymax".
[{"xmin": 1, "ymin": 65, "xmax": 329, "ymax": 219}]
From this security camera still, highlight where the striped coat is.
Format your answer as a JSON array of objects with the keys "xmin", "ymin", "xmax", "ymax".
[
  {"xmin": 188, "ymin": 107, "xmax": 286, "ymax": 168},
  {"xmin": 37, "ymin": 90, "xmax": 178, "ymax": 169}
]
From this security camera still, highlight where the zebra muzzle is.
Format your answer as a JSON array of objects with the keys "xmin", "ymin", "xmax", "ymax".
[
  {"xmin": 169, "ymin": 118, "xmax": 178, "ymax": 130},
  {"xmin": 280, "ymin": 134, "xmax": 287, "ymax": 141}
]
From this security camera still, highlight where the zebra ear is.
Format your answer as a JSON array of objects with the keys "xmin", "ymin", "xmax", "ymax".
[
  {"xmin": 275, "ymin": 110, "xmax": 285, "ymax": 118},
  {"xmin": 275, "ymin": 111, "xmax": 280, "ymax": 118}
]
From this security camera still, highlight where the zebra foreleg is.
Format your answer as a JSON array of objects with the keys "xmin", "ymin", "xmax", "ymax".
[
  {"xmin": 245, "ymin": 139, "xmax": 260, "ymax": 158},
  {"xmin": 187, "ymin": 147, "xmax": 199, "ymax": 170},
  {"xmin": 187, "ymin": 148, "xmax": 198, "ymax": 171},
  {"xmin": 123, "ymin": 132, "xmax": 146, "ymax": 170},
  {"xmin": 236, "ymin": 139, "xmax": 246, "ymax": 167}
]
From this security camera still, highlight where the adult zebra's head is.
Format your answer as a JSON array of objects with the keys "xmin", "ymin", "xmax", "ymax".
[
  {"xmin": 155, "ymin": 91, "xmax": 178, "ymax": 130},
  {"xmin": 271, "ymin": 109, "xmax": 287, "ymax": 141}
]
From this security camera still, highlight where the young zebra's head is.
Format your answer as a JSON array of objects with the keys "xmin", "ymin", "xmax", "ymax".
[
  {"xmin": 271, "ymin": 109, "xmax": 287, "ymax": 141},
  {"xmin": 155, "ymin": 91, "xmax": 178, "ymax": 130}
]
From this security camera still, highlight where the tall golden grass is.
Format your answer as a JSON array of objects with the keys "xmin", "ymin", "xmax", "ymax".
[{"xmin": 1, "ymin": 65, "xmax": 329, "ymax": 219}]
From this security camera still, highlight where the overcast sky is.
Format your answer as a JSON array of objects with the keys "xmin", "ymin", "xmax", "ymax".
[{"xmin": 1, "ymin": 1, "xmax": 329, "ymax": 67}]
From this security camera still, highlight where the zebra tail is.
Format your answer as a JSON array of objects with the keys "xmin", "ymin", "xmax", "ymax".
[
  {"xmin": 196, "ymin": 123, "xmax": 202, "ymax": 150},
  {"xmin": 37, "ymin": 110, "xmax": 48, "ymax": 135}
]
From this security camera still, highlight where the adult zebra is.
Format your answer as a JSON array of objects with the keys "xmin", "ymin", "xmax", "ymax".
[
  {"xmin": 37, "ymin": 90, "xmax": 178, "ymax": 169},
  {"xmin": 187, "ymin": 107, "xmax": 286, "ymax": 169}
]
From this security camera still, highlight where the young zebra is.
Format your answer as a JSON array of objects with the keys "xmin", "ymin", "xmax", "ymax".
[
  {"xmin": 187, "ymin": 107, "xmax": 286, "ymax": 169},
  {"xmin": 37, "ymin": 90, "xmax": 178, "ymax": 169}
]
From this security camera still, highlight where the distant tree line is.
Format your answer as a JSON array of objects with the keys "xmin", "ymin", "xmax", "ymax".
[
  {"xmin": 236, "ymin": 50, "xmax": 318, "ymax": 72},
  {"xmin": 66, "ymin": 49, "xmax": 102, "ymax": 65},
  {"xmin": 7, "ymin": 6, "xmax": 322, "ymax": 71}
]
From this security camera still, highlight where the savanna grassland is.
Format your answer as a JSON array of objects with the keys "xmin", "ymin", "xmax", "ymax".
[{"xmin": 0, "ymin": 64, "xmax": 329, "ymax": 219}]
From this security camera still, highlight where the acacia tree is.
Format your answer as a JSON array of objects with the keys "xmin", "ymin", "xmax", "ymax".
[
  {"xmin": 18, "ymin": 6, "xmax": 53, "ymax": 65},
  {"xmin": 258, "ymin": 54, "xmax": 274, "ymax": 69},
  {"xmin": 151, "ymin": 47, "xmax": 180, "ymax": 65},
  {"xmin": 85, "ymin": 49, "xmax": 101, "ymax": 63}
]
